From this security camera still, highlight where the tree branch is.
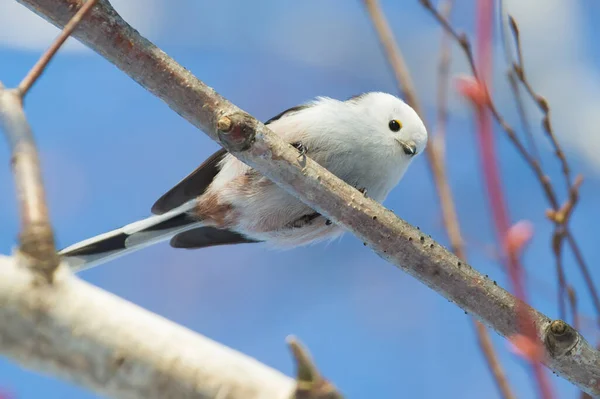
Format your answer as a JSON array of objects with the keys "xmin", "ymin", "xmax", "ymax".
[
  {"xmin": 12, "ymin": 0, "xmax": 600, "ymax": 395},
  {"xmin": 0, "ymin": 87, "xmax": 58, "ymax": 281},
  {"xmin": 18, "ymin": 0, "xmax": 98, "ymax": 96},
  {"xmin": 0, "ymin": 254, "xmax": 295, "ymax": 399}
]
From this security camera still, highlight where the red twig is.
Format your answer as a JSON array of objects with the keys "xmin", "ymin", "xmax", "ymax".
[{"xmin": 467, "ymin": 1, "xmax": 554, "ymax": 398}]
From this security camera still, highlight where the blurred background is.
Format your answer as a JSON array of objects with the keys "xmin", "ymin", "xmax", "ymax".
[{"xmin": 1, "ymin": 0, "xmax": 599, "ymax": 398}]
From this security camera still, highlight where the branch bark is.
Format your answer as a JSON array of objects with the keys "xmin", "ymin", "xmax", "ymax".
[{"xmin": 11, "ymin": 0, "xmax": 600, "ymax": 395}]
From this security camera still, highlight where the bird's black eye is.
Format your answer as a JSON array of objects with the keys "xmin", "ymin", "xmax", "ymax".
[{"xmin": 389, "ymin": 119, "xmax": 402, "ymax": 132}]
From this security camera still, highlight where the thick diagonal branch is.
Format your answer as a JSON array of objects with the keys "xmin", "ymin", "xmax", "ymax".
[{"xmin": 14, "ymin": 0, "xmax": 600, "ymax": 395}]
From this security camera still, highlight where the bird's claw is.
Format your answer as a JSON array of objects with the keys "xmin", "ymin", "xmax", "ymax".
[{"xmin": 292, "ymin": 142, "xmax": 308, "ymax": 156}]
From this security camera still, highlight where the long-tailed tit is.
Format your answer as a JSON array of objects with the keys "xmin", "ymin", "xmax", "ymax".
[{"xmin": 60, "ymin": 92, "xmax": 428, "ymax": 271}]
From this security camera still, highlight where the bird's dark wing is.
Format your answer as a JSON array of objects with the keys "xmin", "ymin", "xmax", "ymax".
[
  {"xmin": 263, "ymin": 104, "xmax": 311, "ymax": 125},
  {"xmin": 170, "ymin": 226, "xmax": 260, "ymax": 249},
  {"xmin": 152, "ymin": 103, "xmax": 313, "ymax": 215},
  {"xmin": 151, "ymin": 148, "xmax": 228, "ymax": 215}
]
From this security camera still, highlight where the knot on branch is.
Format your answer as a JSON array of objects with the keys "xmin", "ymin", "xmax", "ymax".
[
  {"xmin": 287, "ymin": 336, "xmax": 344, "ymax": 399},
  {"xmin": 217, "ymin": 112, "xmax": 256, "ymax": 152},
  {"xmin": 19, "ymin": 222, "xmax": 59, "ymax": 282},
  {"xmin": 544, "ymin": 320, "xmax": 579, "ymax": 358}
]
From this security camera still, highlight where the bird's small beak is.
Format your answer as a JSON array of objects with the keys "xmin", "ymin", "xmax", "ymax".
[{"xmin": 396, "ymin": 139, "xmax": 417, "ymax": 155}]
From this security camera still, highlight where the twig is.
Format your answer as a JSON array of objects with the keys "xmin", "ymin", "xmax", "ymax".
[
  {"xmin": 361, "ymin": 0, "xmax": 421, "ymax": 115},
  {"xmin": 363, "ymin": 1, "xmax": 515, "ymax": 398},
  {"xmin": 552, "ymin": 230, "xmax": 568, "ymax": 321},
  {"xmin": 507, "ymin": 15, "xmax": 587, "ymax": 326},
  {"xmin": 568, "ymin": 286, "xmax": 580, "ymax": 331},
  {"xmin": 433, "ymin": 0, "xmax": 453, "ymax": 161},
  {"xmin": 475, "ymin": 322, "xmax": 515, "ymax": 399},
  {"xmin": 18, "ymin": 0, "xmax": 98, "ymax": 97},
  {"xmin": 508, "ymin": 15, "xmax": 573, "ymax": 191},
  {"xmin": 498, "ymin": 0, "xmax": 541, "ymax": 164},
  {"xmin": 287, "ymin": 337, "xmax": 344, "ymax": 399},
  {"xmin": 16, "ymin": 0, "xmax": 600, "ymax": 394},
  {"xmin": 566, "ymin": 232, "xmax": 600, "ymax": 326}
]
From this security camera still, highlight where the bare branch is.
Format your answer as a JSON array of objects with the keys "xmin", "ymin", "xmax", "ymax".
[
  {"xmin": 0, "ymin": 87, "xmax": 58, "ymax": 281},
  {"xmin": 498, "ymin": 1, "xmax": 541, "ymax": 164},
  {"xmin": 508, "ymin": 15, "xmax": 573, "ymax": 190},
  {"xmin": 433, "ymin": 0, "xmax": 453, "ymax": 161},
  {"xmin": 361, "ymin": 0, "xmax": 422, "ymax": 116},
  {"xmin": 18, "ymin": 0, "xmax": 98, "ymax": 97},
  {"xmin": 475, "ymin": 322, "xmax": 515, "ymax": 399},
  {"xmin": 568, "ymin": 286, "xmax": 580, "ymax": 331},
  {"xmin": 0, "ymin": 255, "xmax": 294, "ymax": 398},
  {"xmin": 13, "ymin": 0, "xmax": 600, "ymax": 394}
]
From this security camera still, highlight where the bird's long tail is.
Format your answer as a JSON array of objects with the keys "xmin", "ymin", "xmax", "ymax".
[{"xmin": 59, "ymin": 202, "xmax": 203, "ymax": 272}]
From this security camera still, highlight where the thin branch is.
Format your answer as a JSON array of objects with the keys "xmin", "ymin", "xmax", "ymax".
[
  {"xmin": 361, "ymin": 0, "xmax": 422, "ymax": 115},
  {"xmin": 15, "ymin": 0, "xmax": 600, "ymax": 394},
  {"xmin": 0, "ymin": 87, "xmax": 58, "ymax": 281},
  {"xmin": 507, "ymin": 15, "xmax": 584, "ymax": 325},
  {"xmin": 433, "ymin": 0, "xmax": 453, "ymax": 162},
  {"xmin": 507, "ymin": 15, "xmax": 573, "ymax": 191},
  {"xmin": 475, "ymin": 322, "xmax": 515, "ymax": 399},
  {"xmin": 18, "ymin": 0, "xmax": 98, "ymax": 97},
  {"xmin": 363, "ymin": 1, "xmax": 514, "ymax": 398},
  {"xmin": 0, "ymin": 255, "xmax": 295, "ymax": 398},
  {"xmin": 566, "ymin": 231, "xmax": 600, "ymax": 326},
  {"xmin": 498, "ymin": 1, "xmax": 541, "ymax": 164},
  {"xmin": 568, "ymin": 286, "xmax": 580, "ymax": 331},
  {"xmin": 552, "ymin": 230, "xmax": 568, "ymax": 321}
]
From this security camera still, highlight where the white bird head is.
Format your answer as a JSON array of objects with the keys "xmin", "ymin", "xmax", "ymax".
[{"xmin": 347, "ymin": 91, "xmax": 428, "ymax": 159}]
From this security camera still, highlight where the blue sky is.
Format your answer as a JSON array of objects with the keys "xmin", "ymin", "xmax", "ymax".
[{"xmin": 1, "ymin": 0, "xmax": 599, "ymax": 398}]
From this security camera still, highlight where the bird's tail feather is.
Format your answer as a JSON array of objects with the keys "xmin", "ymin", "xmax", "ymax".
[{"xmin": 59, "ymin": 202, "xmax": 202, "ymax": 272}]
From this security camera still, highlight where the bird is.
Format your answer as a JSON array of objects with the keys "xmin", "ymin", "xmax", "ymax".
[{"xmin": 59, "ymin": 92, "xmax": 428, "ymax": 271}]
